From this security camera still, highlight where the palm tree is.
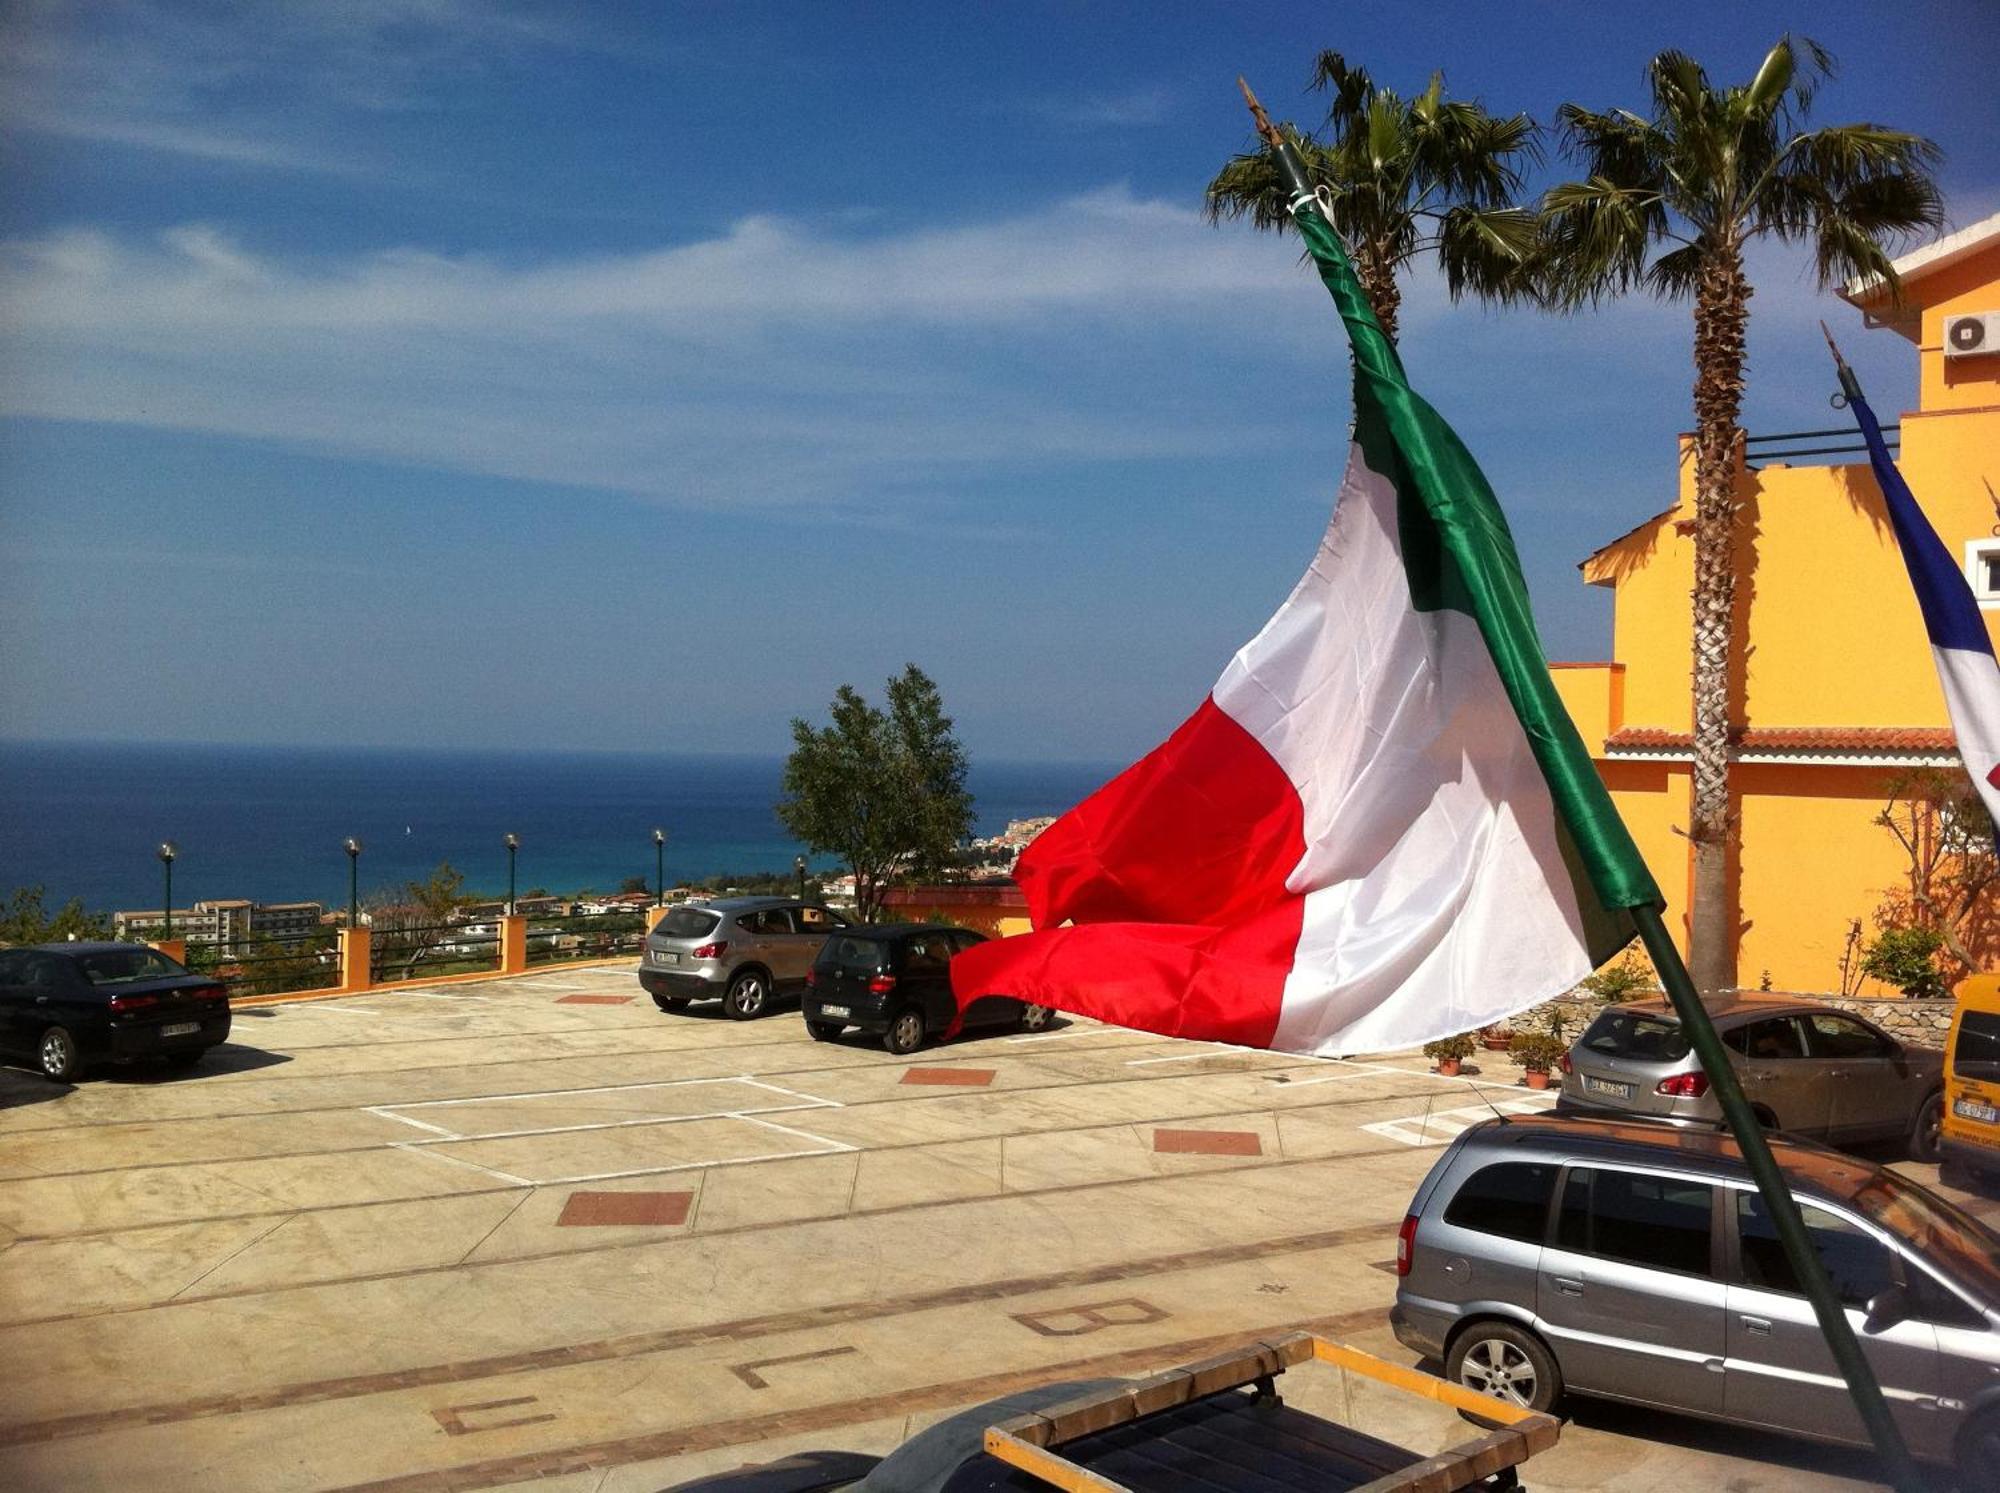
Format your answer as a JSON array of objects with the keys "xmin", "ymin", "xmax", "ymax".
[
  {"xmin": 1542, "ymin": 39, "xmax": 1942, "ymax": 995},
  {"xmin": 1206, "ymin": 53, "xmax": 1541, "ymax": 345}
]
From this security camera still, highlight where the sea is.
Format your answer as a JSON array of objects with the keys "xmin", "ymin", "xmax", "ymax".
[{"xmin": 0, "ymin": 741, "xmax": 1121, "ymax": 915}]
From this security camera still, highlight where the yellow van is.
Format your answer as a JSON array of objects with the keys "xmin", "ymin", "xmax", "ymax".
[{"xmin": 1941, "ymin": 972, "xmax": 2000, "ymax": 1182}]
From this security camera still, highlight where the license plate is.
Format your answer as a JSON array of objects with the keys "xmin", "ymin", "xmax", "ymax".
[
  {"xmin": 161, "ymin": 1022, "xmax": 200, "ymax": 1037},
  {"xmin": 1583, "ymin": 1075, "xmax": 1634, "ymax": 1100},
  {"xmin": 654, "ymin": 950, "xmax": 680, "ymax": 965},
  {"xmin": 821, "ymin": 1004, "xmax": 850, "ymax": 1018},
  {"xmin": 1953, "ymin": 1097, "xmax": 2000, "ymax": 1125}
]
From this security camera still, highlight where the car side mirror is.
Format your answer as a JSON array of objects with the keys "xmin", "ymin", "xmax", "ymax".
[{"xmin": 1864, "ymin": 1285, "xmax": 1910, "ymax": 1332}]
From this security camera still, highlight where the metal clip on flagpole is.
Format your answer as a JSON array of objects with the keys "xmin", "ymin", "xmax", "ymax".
[{"xmin": 1233, "ymin": 78, "xmax": 1929, "ymax": 1492}]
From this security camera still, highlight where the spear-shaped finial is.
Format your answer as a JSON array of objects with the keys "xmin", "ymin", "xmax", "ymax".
[
  {"xmin": 1237, "ymin": 76, "xmax": 1314, "ymax": 202},
  {"xmin": 1238, "ymin": 76, "xmax": 1283, "ymax": 150},
  {"xmin": 1820, "ymin": 319, "xmax": 1865, "ymax": 403}
]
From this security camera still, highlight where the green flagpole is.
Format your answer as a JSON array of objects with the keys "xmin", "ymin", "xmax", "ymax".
[{"xmin": 1236, "ymin": 78, "xmax": 1929, "ymax": 1492}]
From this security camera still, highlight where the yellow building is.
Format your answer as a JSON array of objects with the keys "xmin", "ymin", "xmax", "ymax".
[{"xmin": 1554, "ymin": 212, "xmax": 2000, "ymax": 996}]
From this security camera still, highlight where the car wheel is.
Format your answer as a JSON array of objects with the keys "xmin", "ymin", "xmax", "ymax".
[
  {"xmin": 806, "ymin": 1019, "xmax": 843, "ymax": 1043},
  {"xmin": 884, "ymin": 1007, "xmax": 926, "ymax": 1056},
  {"xmin": 651, "ymin": 993, "xmax": 688, "ymax": 1013},
  {"xmin": 38, "ymin": 1026, "xmax": 83, "ymax": 1082},
  {"xmin": 1017, "ymin": 1003, "xmax": 1054, "ymax": 1033},
  {"xmin": 723, "ymin": 971, "xmax": 768, "ymax": 1020},
  {"xmin": 1957, "ymin": 1404, "xmax": 2000, "ymax": 1493},
  {"xmin": 1909, "ymin": 1090, "xmax": 1945, "ymax": 1164},
  {"xmin": 1446, "ymin": 1321, "xmax": 1561, "ymax": 1417}
]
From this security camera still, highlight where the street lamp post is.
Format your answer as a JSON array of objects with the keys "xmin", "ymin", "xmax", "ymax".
[
  {"xmin": 794, "ymin": 854, "xmax": 807, "ymax": 902},
  {"xmin": 504, "ymin": 833, "xmax": 519, "ymax": 914},
  {"xmin": 157, "ymin": 842, "xmax": 177, "ymax": 938},
  {"xmin": 344, "ymin": 837, "xmax": 362, "ymax": 927},
  {"xmin": 653, "ymin": 828, "xmax": 667, "ymax": 906}
]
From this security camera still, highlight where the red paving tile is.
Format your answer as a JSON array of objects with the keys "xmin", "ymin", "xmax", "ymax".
[
  {"xmin": 556, "ymin": 994, "xmax": 634, "ymax": 1005},
  {"xmin": 900, "ymin": 1067, "xmax": 996, "ymax": 1087},
  {"xmin": 1152, "ymin": 1128, "xmax": 1262, "ymax": 1157},
  {"xmin": 556, "ymin": 1190, "xmax": 693, "ymax": 1227}
]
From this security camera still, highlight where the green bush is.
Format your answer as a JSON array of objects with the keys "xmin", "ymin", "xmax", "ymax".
[
  {"xmin": 1860, "ymin": 926, "xmax": 1947, "ymax": 999},
  {"xmin": 1423, "ymin": 1032, "xmax": 1477, "ymax": 1062},
  {"xmin": 1509, "ymin": 1030, "xmax": 1570, "ymax": 1072},
  {"xmin": 1578, "ymin": 954, "xmax": 1653, "ymax": 1005}
]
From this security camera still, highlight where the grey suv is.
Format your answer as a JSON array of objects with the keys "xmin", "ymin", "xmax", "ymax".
[
  {"xmin": 1558, "ymin": 996, "xmax": 1946, "ymax": 1161},
  {"xmin": 638, "ymin": 897, "xmax": 849, "ymax": 1019},
  {"xmin": 1391, "ymin": 1115, "xmax": 2000, "ymax": 1485}
]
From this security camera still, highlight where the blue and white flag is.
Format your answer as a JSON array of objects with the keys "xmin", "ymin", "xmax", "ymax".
[{"xmin": 1840, "ymin": 361, "xmax": 2000, "ymax": 850}]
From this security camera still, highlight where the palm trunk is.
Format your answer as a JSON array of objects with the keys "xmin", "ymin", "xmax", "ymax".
[
  {"xmin": 1686, "ymin": 249, "xmax": 1749, "ymax": 997},
  {"xmin": 1356, "ymin": 249, "xmax": 1400, "ymax": 346}
]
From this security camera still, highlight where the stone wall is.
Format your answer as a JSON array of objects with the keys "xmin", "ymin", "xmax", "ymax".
[
  {"xmin": 1499, "ymin": 992, "xmax": 1954, "ymax": 1050},
  {"xmin": 1811, "ymin": 996, "xmax": 1954, "ymax": 1049}
]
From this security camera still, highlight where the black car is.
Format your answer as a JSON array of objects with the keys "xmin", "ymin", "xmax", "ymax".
[
  {"xmin": 803, "ymin": 923, "xmax": 1051, "ymax": 1054},
  {"xmin": 0, "ymin": 942, "xmax": 231, "ymax": 1080}
]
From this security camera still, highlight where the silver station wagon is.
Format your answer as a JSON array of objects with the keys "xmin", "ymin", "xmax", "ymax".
[{"xmin": 1391, "ymin": 1115, "xmax": 2000, "ymax": 1487}]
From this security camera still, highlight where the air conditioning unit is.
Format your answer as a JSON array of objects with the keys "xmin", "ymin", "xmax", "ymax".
[{"xmin": 1943, "ymin": 312, "xmax": 2000, "ymax": 359}]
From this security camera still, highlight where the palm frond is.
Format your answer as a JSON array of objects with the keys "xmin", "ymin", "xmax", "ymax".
[{"xmin": 1434, "ymin": 204, "xmax": 1545, "ymax": 304}]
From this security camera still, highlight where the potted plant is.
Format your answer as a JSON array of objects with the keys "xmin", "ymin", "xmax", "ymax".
[
  {"xmin": 1479, "ymin": 1022, "xmax": 1515, "ymax": 1051},
  {"xmin": 1509, "ymin": 1030, "xmax": 1569, "ymax": 1090},
  {"xmin": 1423, "ymin": 1031, "xmax": 1477, "ymax": 1077}
]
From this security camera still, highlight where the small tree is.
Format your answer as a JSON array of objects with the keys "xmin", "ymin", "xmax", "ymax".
[
  {"xmin": 618, "ymin": 875, "xmax": 649, "ymax": 895},
  {"xmin": 1861, "ymin": 926, "xmax": 1947, "ymax": 1000},
  {"xmin": 777, "ymin": 664, "xmax": 975, "ymax": 923},
  {"xmin": 1872, "ymin": 766, "xmax": 2000, "ymax": 977},
  {"xmin": 0, "ymin": 886, "xmax": 108, "ymax": 946},
  {"xmin": 368, "ymin": 862, "xmax": 467, "ymax": 982}
]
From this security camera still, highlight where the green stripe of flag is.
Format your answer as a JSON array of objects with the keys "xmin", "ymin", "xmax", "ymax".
[{"xmin": 1291, "ymin": 199, "xmax": 1664, "ymax": 925}]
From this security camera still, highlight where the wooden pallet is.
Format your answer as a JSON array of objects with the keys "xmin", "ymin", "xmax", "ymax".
[{"xmin": 981, "ymin": 1332, "xmax": 1560, "ymax": 1493}]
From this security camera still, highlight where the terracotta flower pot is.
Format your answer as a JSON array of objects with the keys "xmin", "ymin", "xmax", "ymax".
[
  {"xmin": 1523, "ymin": 1068, "xmax": 1551, "ymax": 1090},
  {"xmin": 1481, "ymin": 1031, "xmax": 1514, "ymax": 1051},
  {"xmin": 1436, "ymin": 1058, "xmax": 1463, "ymax": 1077}
]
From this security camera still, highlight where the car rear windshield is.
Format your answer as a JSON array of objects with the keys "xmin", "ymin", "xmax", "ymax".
[
  {"xmin": 1579, "ymin": 1010, "xmax": 1691, "ymax": 1063},
  {"xmin": 1954, "ymin": 1010, "xmax": 2000, "ymax": 1082},
  {"xmin": 652, "ymin": 909, "xmax": 720, "ymax": 940},
  {"xmin": 819, "ymin": 935, "xmax": 890, "ymax": 974},
  {"xmin": 75, "ymin": 949, "xmax": 186, "ymax": 985}
]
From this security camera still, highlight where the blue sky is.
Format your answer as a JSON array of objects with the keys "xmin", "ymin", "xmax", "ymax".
[{"xmin": 2, "ymin": 1, "xmax": 1996, "ymax": 763}]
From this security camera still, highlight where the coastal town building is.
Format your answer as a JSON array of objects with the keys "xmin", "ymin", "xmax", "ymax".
[
  {"xmin": 1552, "ymin": 211, "xmax": 2000, "ymax": 996},
  {"xmin": 113, "ymin": 898, "xmax": 327, "ymax": 953}
]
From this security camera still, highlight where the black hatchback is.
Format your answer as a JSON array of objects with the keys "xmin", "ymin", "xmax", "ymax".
[
  {"xmin": 0, "ymin": 942, "xmax": 232, "ymax": 1080},
  {"xmin": 802, "ymin": 924, "xmax": 1052, "ymax": 1054}
]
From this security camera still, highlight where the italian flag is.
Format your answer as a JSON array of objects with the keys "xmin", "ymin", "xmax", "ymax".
[{"xmin": 951, "ymin": 192, "xmax": 1661, "ymax": 1057}]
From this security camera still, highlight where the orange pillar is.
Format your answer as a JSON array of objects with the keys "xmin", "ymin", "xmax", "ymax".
[
  {"xmin": 149, "ymin": 938, "xmax": 188, "ymax": 964},
  {"xmin": 645, "ymin": 904, "xmax": 673, "ymax": 934},
  {"xmin": 339, "ymin": 927, "xmax": 373, "ymax": 993},
  {"xmin": 499, "ymin": 915, "xmax": 528, "ymax": 974}
]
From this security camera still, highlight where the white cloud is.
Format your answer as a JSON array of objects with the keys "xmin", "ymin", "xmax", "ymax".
[{"xmin": 0, "ymin": 189, "xmax": 1323, "ymax": 512}]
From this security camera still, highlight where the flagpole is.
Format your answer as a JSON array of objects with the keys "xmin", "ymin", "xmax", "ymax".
[
  {"xmin": 1633, "ymin": 907, "xmax": 1927, "ymax": 1492},
  {"xmin": 1234, "ymin": 78, "xmax": 1928, "ymax": 1493}
]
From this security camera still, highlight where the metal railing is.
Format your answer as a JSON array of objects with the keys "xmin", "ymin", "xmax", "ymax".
[
  {"xmin": 525, "ymin": 909, "xmax": 648, "ymax": 967},
  {"xmin": 368, "ymin": 921, "xmax": 500, "ymax": 984},
  {"xmin": 1743, "ymin": 423, "xmax": 1897, "ymax": 469},
  {"xmin": 182, "ymin": 930, "xmax": 342, "ymax": 998}
]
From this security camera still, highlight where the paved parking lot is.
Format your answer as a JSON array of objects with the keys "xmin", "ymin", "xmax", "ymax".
[{"xmin": 0, "ymin": 964, "xmax": 1992, "ymax": 1492}]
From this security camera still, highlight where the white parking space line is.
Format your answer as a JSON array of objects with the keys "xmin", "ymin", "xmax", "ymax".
[
  {"xmin": 366, "ymin": 1107, "xmax": 466, "ymax": 1139},
  {"xmin": 1124, "ymin": 1046, "xmax": 1237, "ymax": 1066},
  {"xmin": 1362, "ymin": 1096, "xmax": 1557, "ymax": 1146},
  {"xmin": 1268, "ymin": 1068, "xmax": 1375, "ymax": 1088},
  {"xmin": 397, "ymin": 1145, "xmax": 536, "ymax": 1187},
  {"xmin": 376, "ymin": 1074, "xmax": 839, "ymax": 1114},
  {"xmin": 734, "ymin": 1112, "xmax": 859, "ymax": 1153}
]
